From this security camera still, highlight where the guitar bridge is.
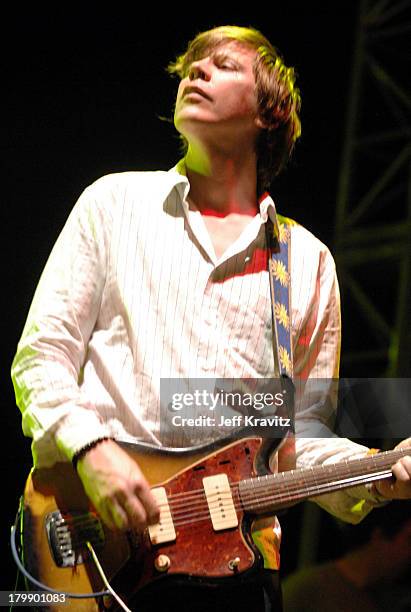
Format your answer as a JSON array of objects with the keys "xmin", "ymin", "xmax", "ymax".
[{"xmin": 45, "ymin": 510, "xmax": 105, "ymax": 568}]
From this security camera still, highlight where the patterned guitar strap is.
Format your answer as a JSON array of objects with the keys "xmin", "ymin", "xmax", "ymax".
[
  {"xmin": 251, "ymin": 214, "xmax": 296, "ymax": 572},
  {"xmin": 266, "ymin": 214, "xmax": 296, "ymax": 468}
]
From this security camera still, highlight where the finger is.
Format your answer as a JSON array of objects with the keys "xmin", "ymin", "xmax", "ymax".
[
  {"xmin": 108, "ymin": 500, "xmax": 130, "ymax": 531},
  {"xmin": 123, "ymin": 496, "xmax": 150, "ymax": 531},
  {"xmin": 124, "ymin": 467, "xmax": 160, "ymax": 525},
  {"xmin": 374, "ymin": 477, "xmax": 394, "ymax": 498},
  {"xmin": 392, "ymin": 458, "xmax": 411, "ymax": 483},
  {"xmin": 95, "ymin": 503, "xmax": 118, "ymax": 531},
  {"xmin": 395, "ymin": 438, "xmax": 411, "ymax": 450},
  {"xmin": 401, "ymin": 455, "xmax": 411, "ymax": 473},
  {"xmin": 133, "ymin": 483, "xmax": 160, "ymax": 525}
]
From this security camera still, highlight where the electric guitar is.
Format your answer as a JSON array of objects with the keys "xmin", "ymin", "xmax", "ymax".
[{"xmin": 20, "ymin": 436, "xmax": 410, "ymax": 611}]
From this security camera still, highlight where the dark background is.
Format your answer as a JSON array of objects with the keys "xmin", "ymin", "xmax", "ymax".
[{"xmin": 3, "ymin": 1, "xmax": 365, "ymax": 592}]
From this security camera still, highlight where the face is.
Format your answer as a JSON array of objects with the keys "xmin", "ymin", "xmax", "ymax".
[{"xmin": 174, "ymin": 41, "xmax": 262, "ymax": 147}]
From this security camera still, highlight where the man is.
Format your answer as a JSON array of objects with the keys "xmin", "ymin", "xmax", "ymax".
[{"xmin": 11, "ymin": 25, "xmax": 411, "ymax": 611}]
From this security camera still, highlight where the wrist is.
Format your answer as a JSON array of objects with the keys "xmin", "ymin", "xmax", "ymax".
[{"xmin": 72, "ymin": 437, "xmax": 114, "ymax": 470}]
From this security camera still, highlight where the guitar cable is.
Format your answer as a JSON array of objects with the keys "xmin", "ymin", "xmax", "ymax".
[
  {"xmin": 86, "ymin": 541, "xmax": 132, "ymax": 612},
  {"xmin": 9, "ymin": 498, "xmax": 133, "ymax": 610}
]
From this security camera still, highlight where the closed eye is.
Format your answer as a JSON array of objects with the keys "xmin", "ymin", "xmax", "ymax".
[{"xmin": 214, "ymin": 54, "xmax": 240, "ymax": 71}]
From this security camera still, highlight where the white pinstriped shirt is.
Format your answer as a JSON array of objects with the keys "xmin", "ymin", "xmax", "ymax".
[{"xmin": 11, "ymin": 162, "xmax": 384, "ymax": 522}]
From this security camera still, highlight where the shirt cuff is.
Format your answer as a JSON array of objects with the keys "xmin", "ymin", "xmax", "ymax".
[{"xmin": 54, "ymin": 411, "xmax": 113, "ymax": 462}]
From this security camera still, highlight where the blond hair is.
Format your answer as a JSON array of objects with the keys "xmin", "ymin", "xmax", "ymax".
[{"xmin": 168, "ymin": 25, "xmax": 301, "ymax": 194}]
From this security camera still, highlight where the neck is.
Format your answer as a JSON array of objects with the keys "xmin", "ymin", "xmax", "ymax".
[{"xmin": 184, "ymin": 142, "xmax": 258, "ymax": 216}]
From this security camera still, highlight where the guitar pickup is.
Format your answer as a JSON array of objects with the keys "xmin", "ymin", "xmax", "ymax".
[
  {"xmin": 45, "ymin": 510, "xmax": 105, "ymax": 568},
  {"xmin": 148, "ymin": 487, "xmax": 176, "ymax": 545},
  {"xmin": 203, "ymin": 474, "xmax": 238, "ymax": 531}
]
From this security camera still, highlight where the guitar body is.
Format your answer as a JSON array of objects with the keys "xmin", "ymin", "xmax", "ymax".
[{"xmin": 22, "ymin": 437, "xmax": 273, "ymax": 611}]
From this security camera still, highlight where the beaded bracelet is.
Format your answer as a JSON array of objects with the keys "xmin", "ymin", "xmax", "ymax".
[{"xmin": 72, "ymin": 437, "xmax": 113, "ymax": 470}]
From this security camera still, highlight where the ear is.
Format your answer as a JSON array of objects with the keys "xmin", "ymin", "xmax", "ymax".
[
  {"xmin": 255, "ymin": 115, "xmax": 278, "ymax": 130},
  {"xmin": 255, "ymin": 115, "xmax": 268, "ymax": 130}
]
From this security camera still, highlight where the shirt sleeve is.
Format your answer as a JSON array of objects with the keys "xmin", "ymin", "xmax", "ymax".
[
  {"xmin": 11, "ymin": 180, "xmax": 114, "ymax": 467},
  {"xmin": 292, "ymin": 235, "xmax": 387, "ymax": 523}
]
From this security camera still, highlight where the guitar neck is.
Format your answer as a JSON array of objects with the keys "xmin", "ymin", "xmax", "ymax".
[{"xmin": 239, "ymin": 447, "xmax": 410, "ymax": 514}]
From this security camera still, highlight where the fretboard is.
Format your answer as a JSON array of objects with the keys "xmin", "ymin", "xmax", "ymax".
[{"xmin": 238, "ymin": 447, "xmax": 410, "ymax": 514}]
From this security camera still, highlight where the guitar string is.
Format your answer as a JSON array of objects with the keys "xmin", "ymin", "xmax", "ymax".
[
  {"xmin": 70, "ymin": 450, "xmax": 402, "ymax": 531},
  {"xmin": 65, "ymin": 449, "xmax": 408, "ymax": 540},
  {"xmin": 150, "ymin": 447, "xmax": 406, "ymax": 513},
  {"xmin": 67, "ymin": 468, "xmax": 393, "ymax": 539},
  {"xmin": 63, "ymin": 471, "xmax": 354, "ymax": 533},
  {"xmin": 155, "ymin": 471, "xmax": 395, "ymax": 530},
  {"xmin": 145, "ymin": 447, "xmax": 408, "ymax": 504},
  {"xmin": 164, "ymin": 471, "xmax": 393, "ymax": 526},
  {"xmin": 65, "ymin": 449, "xmax": 407, "ymax": 528},
  {"xmin": 67, "ymin": 474, "xmax": 384, "ymax": 543}
]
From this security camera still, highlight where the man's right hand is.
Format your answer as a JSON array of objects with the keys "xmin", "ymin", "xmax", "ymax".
[{"xmin": 76, "ymin": 439, "xmax": 160, "ymax": 532}]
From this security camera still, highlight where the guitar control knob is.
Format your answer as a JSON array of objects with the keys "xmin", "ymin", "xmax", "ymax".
[
  {"xmin": 154, "ymin": 554, "xmax": 171, "ymax": 572},
  {"xmin": 228, "ymin": 557, "xmax": 241, "ymax": 571}
]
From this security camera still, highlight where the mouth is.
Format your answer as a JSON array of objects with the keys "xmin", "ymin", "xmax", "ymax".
[{"xmin": 183, "ymin": 86, "xmax": 212, "ymax": 101}]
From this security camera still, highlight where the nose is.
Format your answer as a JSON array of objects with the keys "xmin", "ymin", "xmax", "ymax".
[{"xmin": 188, "ymin": 58, "xmax": 211, "ymax": 81}]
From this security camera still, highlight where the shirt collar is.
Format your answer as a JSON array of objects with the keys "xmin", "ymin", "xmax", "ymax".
[
  {"xmin": 167, "ymin": 160, "xmax": 280, "ymax": 237},
  {"xmin": 168, "ymin": 159, "xmax": 190, "ymax": 193},
  {"xmin": 258, "ymin": 191, "xmax": 280, "ymax": 239}
]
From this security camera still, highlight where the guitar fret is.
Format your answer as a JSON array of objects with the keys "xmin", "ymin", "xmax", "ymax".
[
  {"xmin": 281, "ymin": 469, "xmax": 295, "ymax": 505},
  {"xmin": 252, "ymin": 476, "xmax": 263, "ymax": 510},
  {"xmin": 238, "ymin": 448, "xmax": 410, "ymax": 513}
]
